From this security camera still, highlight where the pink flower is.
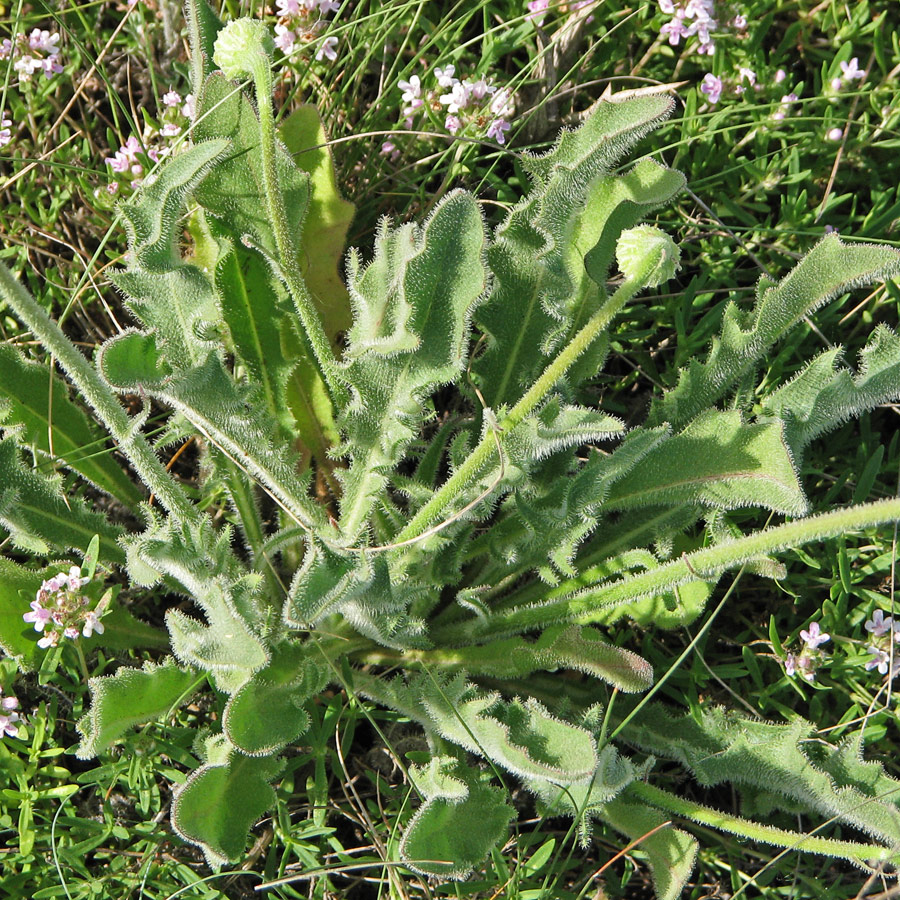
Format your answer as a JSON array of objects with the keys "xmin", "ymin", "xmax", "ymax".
[
  {"xmin": 23, "ymin": 600, "xmax": 53, "ymax": 632},
  {"xmin": 274, "ymin": 23, "xmax": 297, "ymax": 53},
  {"xmin": 469, "ymin": 78, "xmax": 496, "ymax": 101},
  {"xmin": 526, "ymin": 0, "xmax": 550, "ymax": 22},
  {"xmin": 317, "ymin": 0, "xmax": 340, "ymax": 12},
  {"xmin": 699, "ymin": 73, "xmax": 723, "ymax": 104},
  {"xmin": 840, "ymin": 57, "xmax": 865, "ymax": 81},
  {"xmin": 490, "ymin": 88, "xmax": 513, "ymax": 117},
  {"xmin": 440, "ymin": 81, "xmax": 471, "ymax": 113},
  {"xmin": 398, "ymin": 75, "xmax": 422, "ymax": 103},
  {"xmin": 315, "ymin": 36, "xmax": 338, "ymax": 61},
  {"xmin": 66, "ymin": 565, "xmax": 89, "ymax": 592},
  {"xmin": 486, "ymin": 118, "xmax": 511, "ymax": 144},
  {"xmin": 784, "ymin": 652, "xmax": 797, "ymax": 676},
  {"xmin": 434, "ymin": 65, "xmax": 457, "ymax": 88},
  {"xmin": 866, "ymin": 646, "xmax": 890, "ymax": 675},
  {"xmin": 161, "ymin": 123, "xmax": 181, "ymax": 137},
  {"xmin": 162, "ymin": 90, "xmax": 181, "ymax": 107},
  {"xmin": 0, "ymin": 712, "xmax": 20, "ymax": 737},
  {"xmin": 826, "ymin": 127, "xmax": 843, "ymax": 141},
  {"xmin": 660, "ymin": 19, "xmax": 690, "ymax": 45},
  {"xmin": 28, "ymin": 29, "xmax": 60, "ymax": 55},
  {"xmin": 444, "ymin": 114, "xmax": 462, "ymax": 134},
  {"xmin": 866, "ymin": 609, "xmax": 898, "ymax": 637},
  {"xmin": 800, "ymin": 621, "xmax": 830, "ymax": 650},
  {"xmin": 182, "ymin": 94, "xmax": 195, "ymax": 119},
  {"xmin": 276, "ymin": 0, "xmax": 302, "ymax": 16},
  {"xmin": 82, "ymin": 612, "xmax": 105, "ymax": 638},
  {"xmin": 774, "ymin": 68, "xmax": 787, "ymax": 83},
  {"xmin": 0, "ymin": 114, "xmax": 11, "ymax": 148}
]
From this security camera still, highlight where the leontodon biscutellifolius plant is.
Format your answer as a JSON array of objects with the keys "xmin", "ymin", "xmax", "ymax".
[{"xmin": 4, "ymin": 3, "xmax": 900, "ymax": 895}]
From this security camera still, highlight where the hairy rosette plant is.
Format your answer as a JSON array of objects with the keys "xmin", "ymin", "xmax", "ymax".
[{"xmin": 4, "ymin": 4, "xmax": 900, "ymax": 895}]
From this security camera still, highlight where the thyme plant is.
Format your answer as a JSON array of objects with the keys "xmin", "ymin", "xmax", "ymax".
[{"xmin": 3, "ymin": 5, "xmax": 900, "ymax": 894}]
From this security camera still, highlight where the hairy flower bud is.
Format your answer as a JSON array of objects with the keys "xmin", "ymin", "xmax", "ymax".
[
  {"xmin": 616, "ymin": 225, "xmax": 681, "ymax": 288},
  {"xmin": 213, "ymin": 19, "xmax": 274, "ymax": 80}
]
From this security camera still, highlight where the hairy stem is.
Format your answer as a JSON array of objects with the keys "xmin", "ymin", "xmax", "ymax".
[
  {"xmin": 434, "ymin": 497, "xmax": 900, "ymax": 644},
  {"xmin": 393, "ymin": 274, "xmax": 645, "ymax": 548},
  {"xmin": 0, "ymin": 262, "xmax": 199, "ymax": 524},
  {"xmin": 627, "ymin": 780, "xmax": 897, "ymax": 866},
  {"xmin": 247, "ymin": 52, "xmax": 346, "ymax": 409}
]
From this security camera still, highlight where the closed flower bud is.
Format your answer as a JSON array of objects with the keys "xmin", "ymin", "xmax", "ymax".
[
  {"xmin": 616, "ymin": 225, "xmax": 681, "ymax": 288},
  {"xmin": 213, "ymin": 19, "xmax": 274, "ymax": 80}
]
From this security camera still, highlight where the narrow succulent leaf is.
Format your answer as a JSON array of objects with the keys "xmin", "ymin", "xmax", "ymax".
[
  {"xmin": 223, "ymin": 643, "xmax": 327, "ymax": 755},
  {"xmin": 75, "ymin": 660, "xmax": 198, "ymax": 758},
  {"xmin": 601, "ymin": 794, "xmax": 698, "ymax": 900},
  {"xmin": 472, "ymin": 94, "xmax": 676, "ymax": 410},
  {"xmin": 442, "ymin": 624, "xmax": 653, "ymax": 692},
  {"xmin": 647, "ymin": 235, "xmax": 900, "ymax": 429},
  {"xmin": 278, "ymin": 104, "xmax": 355, "ymax": 339},
  {"xmin": 604, "ymin": 410, "xmax": 807, "ymax": 516},
  {"xmin": 760, "ymin": 325, "xmax": 900, "ymax": 455},
  {"xmin": 621, "ymin": 705, "xmax": 900, "ymax": 850},
  {"xmin": 0, "ymin": 436, "xmax": 125, "ymax": 563},
  {"xmin": 171, "ymin": 737, "xmax": 282, "ymax": 867},
  {"xmin": 0, "ymin": 343, "xmax": 141, "ymax": 505},
  {"xmin": 338, "ymin": 190, "xmax": 487, "ymax": 539},
  {"xmin": 401, "ymin": 757, "xmax": 514, "ymax": 879}
]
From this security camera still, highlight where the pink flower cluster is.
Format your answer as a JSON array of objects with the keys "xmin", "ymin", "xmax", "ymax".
[
  {"xmin": 272, "ymin": 0, "xmax": 340, "ymax": 62},
  {"xmin": 0, "ymin": 112, "xmax": 11, "ymax": 149},
  {"xmin": 0, "ymin": 685, "xmax": 22, "ymax": 738},
  {"xmin": 103, "ymin": 90, "xmax": 193, "ymax": 195},
  {"xmin": 384, "ymin": 64, "xmax": 515, "ymax": 156},
  {"xmin": 783, "ymin": 621, "xmax": 830, "ymax": 683},
  {"xmin": 697, "ymin": 65, "xmax": 805, "ymax": 124},
  {"xmin": 862, "ymin": 609, "xmax": 900, "ymax": 677},
  {"xmin": 23, "ymin": 565, "xmax": 103, "ymax": 650},
  {"xmin": 0, "ymin": 28, "xmax": 63, "ymax": 81},
  {"xmin": 657, "ymin": 0, "xmax": 747, "ymax": 56}
]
